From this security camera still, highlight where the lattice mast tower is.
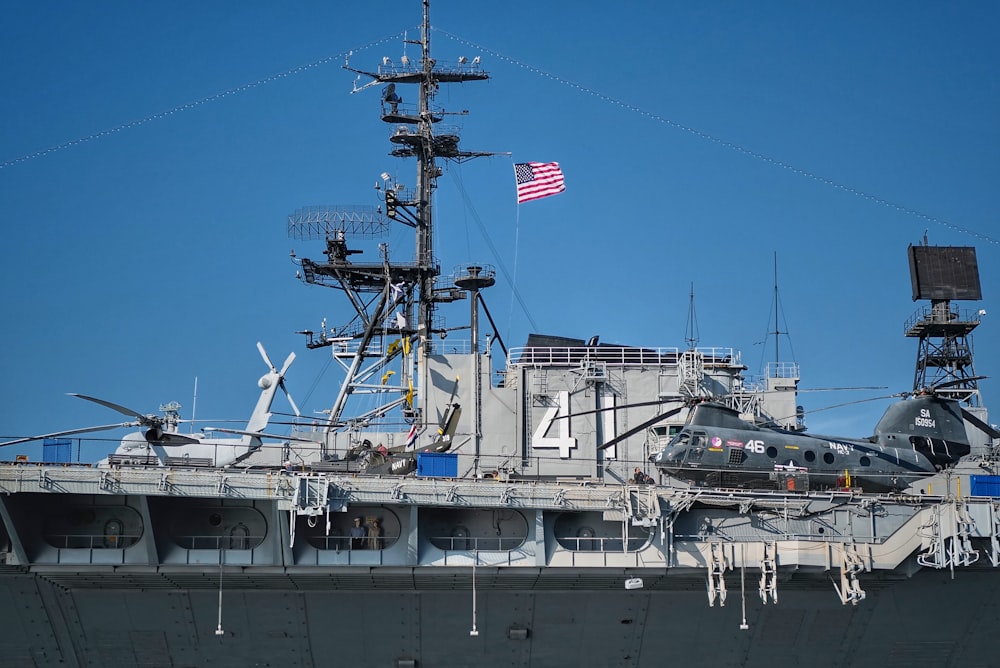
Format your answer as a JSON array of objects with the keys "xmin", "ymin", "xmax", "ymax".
[
  {"xmin": 905, "ymin": 242, "xmax": 985, "ymax": 407},
  {"xmin": 289, "ymin": 0, "xmax": 491, "ymax": 435}
]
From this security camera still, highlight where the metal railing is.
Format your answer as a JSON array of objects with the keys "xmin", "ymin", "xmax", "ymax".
[
  {"xmin": 171, "ymin": 535, "xmax": 266, "ymax": 550},
  {"xmin": 305, "ymin": 534, "xmax": 397, "ymax": 551},
  {"xmin": 428, "ymin": 536, "xmax": 525, "ymax": 551},
  {"xmin": 555, "ymin": 536, "xmax": 649, "ymax": 552},
  {"xmin": 43, "ymin": 533, "xmax": 142, "ymax": 549},
  {"xmin": 508, "ymin": 345, "xmax": 739, "ymax": 368}
]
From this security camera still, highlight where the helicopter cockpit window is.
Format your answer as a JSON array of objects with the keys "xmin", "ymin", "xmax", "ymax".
[
  {"xmin": 690, "ymin": 433, "xmax": 707, "ymax": 448},
  {"xmin": 668, "ymin": 432, "xmax": 690, "ymax": 448},
  {"xmin": 687, "ymin": 447, "xmax": 704, "ymax": 461},
  {"xmin": 652, "ymin": 425, "xmax": 680, "ymax": 440}
]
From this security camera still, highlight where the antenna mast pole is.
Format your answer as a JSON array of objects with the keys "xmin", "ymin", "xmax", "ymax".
[
  {"xmin": 773, "ymin": 253, "xmax": 780, "ymax": 366},
  {"xmin": 415, "ymin": 0, "xmax": 435, "ymax": 361},
  {"xmin": 292, "ymin": 0, "xmax": 493, "ymax": 435}
]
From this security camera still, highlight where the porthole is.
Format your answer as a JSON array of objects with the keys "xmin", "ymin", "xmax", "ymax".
[
  {"xmin": 859, "ymin": 456, "xmax": 871, "ymax": 467},
  {"xmin": 804, "ymin": 451, "xmax": 816, "ymax": 462},
  {"xmin": 823, "ymin": 452, "xmax": 835, "ymax": 465},
  {"xmin": 766, "ymin": 446, "xmax": 778, "ymax": 459}
]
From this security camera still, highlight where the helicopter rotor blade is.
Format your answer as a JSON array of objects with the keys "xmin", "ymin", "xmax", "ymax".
[
  {"xmin": 0, "ymin": 422, "xmax": 139, "ymax": 448},
  {"xmin": 597, "ymin": 405, "xmax": 686, "ymax": 451},
  {"xmin": 797, "ymin": 386, "xmax": 889, "ymax": 392},
  {"xmin": 554, "ymin": 397, "xmax": 683, "ymax": 420},
  {"xmin": 68, "ymin": 394, "xmax": 157, "ymax": 425},
  {"xmin": 202, "ymin": 426, "xmax": 320, "ymax": 443},
  {"xmin": 278, "ymin": 351, "xmax": 296, "ymax": 377},
  {"xmin": 257, "ymin": 341, "xmax": 277, "ymax": 373},
  {"xmin": 280, "ymin": 380, "xmax": 301, "ymax": 417},
  {"xmin": 932, "ymin": 376, "xmax": 989, "ymax": 391},
  {"xmin": 961, "ymin": 407, "xmax": 1000, "ymax": 440},
  {"xmin": 777, "ymin": 394, "xmax": 904, "ymax": 423}
]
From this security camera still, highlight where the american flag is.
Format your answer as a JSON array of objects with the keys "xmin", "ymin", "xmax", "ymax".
[{"xmin": 514, "ymin": 162, "xmax": 565, "ymax": 203}]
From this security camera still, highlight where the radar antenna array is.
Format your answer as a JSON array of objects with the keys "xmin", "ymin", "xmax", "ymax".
[{"xmin": 904, "ymin": 242, "xmax": 985, "ymax": 405}]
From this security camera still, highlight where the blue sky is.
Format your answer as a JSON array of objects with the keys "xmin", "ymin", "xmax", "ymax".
[{"xmin": 2, "ymin": 1, "xmax": 997, "ymax": 461}]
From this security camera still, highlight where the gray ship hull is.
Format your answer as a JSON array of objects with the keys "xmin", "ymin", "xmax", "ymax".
[
  {"xmin": 2, "ymin": 565, "xmax": 998, "ymax": 667},
  {"xmin": 3, "ymin": 467, "xmax": 1000, "ymax": 667}
]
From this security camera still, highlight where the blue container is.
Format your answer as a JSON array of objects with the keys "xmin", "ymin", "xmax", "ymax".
[
  {"xmin": 417, "ymin": 452, "xmax": 458, "ymax": 477},
  {"xmin": 43, "ymin": 438, "xmax": 72, "ymax": 464},
  {"xmin": 970, "ymin": 475, "xmax": 1000, "ymax": 498}
]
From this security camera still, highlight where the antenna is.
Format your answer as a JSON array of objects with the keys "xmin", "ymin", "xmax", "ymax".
[
  {"xmin": 761, "ymin": 252, "xmax": 795, "ymax": 371},
  {"xmin": 190, "ymin": 377, "xmax": 198, "ymax": 433},
  {"xmin": 684, "ymin": 282, "xmax": 699, "ymax": 349},
  {"xmin": 773, "ymin": 253, "xmax": 780, "ymax": 366}
]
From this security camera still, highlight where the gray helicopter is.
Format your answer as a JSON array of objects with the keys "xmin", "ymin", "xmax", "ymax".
[{"xmin": 603, "ymin": 385, "xmax": 999, "ymax": 493}]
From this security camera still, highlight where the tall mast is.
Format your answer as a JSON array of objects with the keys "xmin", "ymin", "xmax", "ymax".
[
  {"xmin": 773, "ymin": 253, "xmax": 780, "ymax": 366},
  {"xmin": 289, "ymin": 0, "xmax": 492, "ymax": 441},
  {"xmin": 415, "ymin": 0, "xmax": 434, "ymax": 357}
]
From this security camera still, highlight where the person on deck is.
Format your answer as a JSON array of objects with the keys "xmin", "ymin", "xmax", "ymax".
[
  {"xmin": 350, "ymin": 517, "xmax": 366, "ymax": 550},
  {"xmin": 633, "ymin": 467, "xmax": 654, "ymax": 485}
]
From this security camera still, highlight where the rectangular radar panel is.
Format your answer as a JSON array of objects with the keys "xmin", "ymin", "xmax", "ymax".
[{"xmin": 908, "ymin": 245, "xmax": 982, "ymax": 301}]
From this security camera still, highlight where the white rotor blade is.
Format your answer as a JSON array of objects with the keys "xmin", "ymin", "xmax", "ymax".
[
  {"xmin": 278, "ymin": 351, "xmax": 296, "ymax": 377},
  {"xmin": 257, "ymin": 341, "xmax": 276, "ymax": 372},
  {"xmin": 280, "ymin": 381, "xmax": 301, "ymax": 417}
]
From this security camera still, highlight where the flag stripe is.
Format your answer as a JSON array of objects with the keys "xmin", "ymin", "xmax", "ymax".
[{"xmin": 515, "ymin": 162, "xmax": 565, "ymax": 203}]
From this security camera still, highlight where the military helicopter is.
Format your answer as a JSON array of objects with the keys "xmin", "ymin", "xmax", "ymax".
[
  {"xmin": 600, "ymin": 382, "xmax": 1000, "ymax": 493},
  {"xmin": 1, "ymin": 342, "xmax": 303, "ymax": 468}
]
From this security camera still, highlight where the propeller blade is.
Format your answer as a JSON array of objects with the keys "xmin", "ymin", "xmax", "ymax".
[
  {"xmin": 962, "ymin": 407, "xmax": 1000, "ymax": 440},
  {"xmin": 597, "ymin": 405, "xmax": 686, "ymax": 451},
  {"xmin": 68, "ymin": 394, "xmax": 153, "ymax": 424},
  {"xmin": 0, "ymin": 422, "xmax": 137, "ymax": 448},
  {"xmin": 257, "ymin": 342, "xmax": 276, "ymax": 372}
]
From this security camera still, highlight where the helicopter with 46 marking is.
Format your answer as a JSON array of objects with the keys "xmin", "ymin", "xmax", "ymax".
[{"xmin": 596, "ymin": 380, "xmax": 999, "ymax": 493}]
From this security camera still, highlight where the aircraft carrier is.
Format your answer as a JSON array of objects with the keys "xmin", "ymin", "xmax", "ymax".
[{"xmin": 1, "ymin": 2, "xmax": 997, "ymax": 666}]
